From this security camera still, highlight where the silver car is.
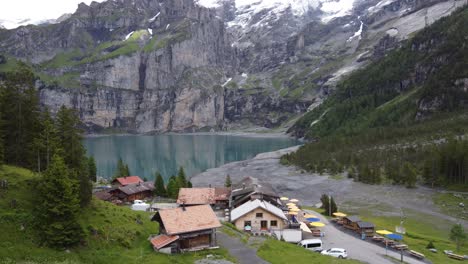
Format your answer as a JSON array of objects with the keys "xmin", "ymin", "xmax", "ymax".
[{"xmin": 321, "ymin": 248, "xmax": 348, "ymax": 259}]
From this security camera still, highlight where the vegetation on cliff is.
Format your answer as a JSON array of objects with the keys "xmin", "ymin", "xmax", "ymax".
[{"xmin": 285, "ymin": 6, "xmax": 468, "ymax": 188}]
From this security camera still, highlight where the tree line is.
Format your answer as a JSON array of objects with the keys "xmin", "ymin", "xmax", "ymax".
[
  {"xmin": 283, "ymin": 134, "xmax": 468, "ymax": 188},
  {"xmin": 0, "ymin": 64, "xmax": 96, "ymax": 248}
]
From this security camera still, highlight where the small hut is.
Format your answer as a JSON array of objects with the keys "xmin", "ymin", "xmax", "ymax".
[
  {"xmin": 356, "ymin": 221, "xmax": 375, "ymax": 237},
  {"xmin": 343, "ymin": 215, "xmax": 361, "ymax": 231}
]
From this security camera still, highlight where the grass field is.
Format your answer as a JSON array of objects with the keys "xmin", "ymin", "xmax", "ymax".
[
  {"xmin": 0, "ymin": 165, "xmax": 233, "ymax": 264},
  {"xmin": 434, "ymin": 192, "xmax": 468, "ymax": 220},
  {"xmin": 331, "ymin": 206, "xmax": 468, "ymax": 264}
]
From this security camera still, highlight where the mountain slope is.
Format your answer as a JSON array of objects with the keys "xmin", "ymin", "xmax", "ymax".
[
  {"xmin": 289, "ymin": 5, "xmax": 468, "ymax": 139},
  {"xmin": 0, "ymin": 0, "xmax": 466, "ymax": 133}
]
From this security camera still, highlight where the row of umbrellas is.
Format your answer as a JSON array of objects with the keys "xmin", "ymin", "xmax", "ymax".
[
  {"xmin": 283, "ymin": 196, "xmax": 404, "ymax": 241},
  {"xmin": 283, "ymin": 197, "xmax": 326, "ymax": 227},
  {"xmin": 376, "ymin": 230, "xmax": 403, "ymax": 240}
]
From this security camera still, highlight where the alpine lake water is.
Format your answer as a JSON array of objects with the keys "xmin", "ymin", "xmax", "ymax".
[{"xmin": 83, "ymin": 134, "xmax": 301, "ymax": 181}]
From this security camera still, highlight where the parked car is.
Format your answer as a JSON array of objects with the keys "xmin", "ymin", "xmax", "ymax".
[
  {"xmin": 298, "ymin": 239, "xmax": 323, "ymax": 252},
  {"xmin": 131, "ymin": 200, "xmax": 150, "ymax": 211},
  {"xmin": 321, "ymin": 248, "xmax": 348, "ymax": 259}
]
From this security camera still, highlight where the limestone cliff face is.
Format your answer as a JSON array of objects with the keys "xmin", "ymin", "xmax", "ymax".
[{"xmin": 0, "ymin": 0, "xmax": 466, "ymax": 133}]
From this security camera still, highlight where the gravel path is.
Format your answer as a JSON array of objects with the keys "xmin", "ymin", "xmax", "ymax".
[
  {"xmin": 217, "ymin": 232, "xmax": 269, "ymax": 264},
  {"xmin": 192, "ymin": 146, "xmax": 464, "ymax": 225},
  {"xmin": 303, "ymin": 210, "xmax": 427, "ymax": 264}
]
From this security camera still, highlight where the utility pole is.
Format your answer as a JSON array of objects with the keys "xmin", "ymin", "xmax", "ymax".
[{"xmin": 329, "ymin": 192, "xmax": 332, "ymax": 216}]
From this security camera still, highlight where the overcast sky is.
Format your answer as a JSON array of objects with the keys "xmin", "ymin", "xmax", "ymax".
[{"xmin": 0, "ymin": 0, "xmax": 107, "ymax": 22}]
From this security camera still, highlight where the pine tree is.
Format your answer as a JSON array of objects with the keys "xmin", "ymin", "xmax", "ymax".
[
  {"xmin": 167, "ymin": 176, "xmax": 179, "ymax": 199},
  {"xmin": 0, "ymin": 65, "xmax": 40, "ymax": 169},
  {"xmin": 402, "ymin": 162, "xmax": 417, "ymax": 188},
  {"xmin": 35, "ymin": 154, "xmax": 83, "ymax": 248},
  {"xmin": 88, "ymin": 157, "xmax": 97, "ymax": 182},
  {"xmin": 187, "ymin": 181, "xmax": 193, "ymax": 188},
  {"xmin": 55, "ymin": 106, "xmax": 85, "ymax": 170},
  {"xmin": 320, "ymin": 194, "xmax": 329, "ymax": 213},
  {"xmin": 176, "ymin": 167, "xmax": 187, "ymax": 188},
  {"xmin": 330, "ymin": 196, "xmax": 338, "ymax": 215},
  {"xmin": 114, "ymin": 158, "xmax": 130, "ymax": 178},
  {"xmin": 154, "ymin": 172, "xmax": 166, "ymax": 197},
  {"xmin": 78, "ymin": 156, "xmax": 93, "ymax": 207},
  {"xmin": 225, "ymin": 174, "xmax": 232, "ymax": 187},
  {"xmin": 124, "ymin": 164, "xmax": 131, "ymax": 176},
  {"xmin": 450, "ymin": 224, "xmax": 466, "ymax": 252},
  {"xmin": 34, "ymin": 109, "xmax": 58, "ymax": 172},
  {"xmin": 0, "ymin": 111, "xmax": 4, "ymax": 166}
]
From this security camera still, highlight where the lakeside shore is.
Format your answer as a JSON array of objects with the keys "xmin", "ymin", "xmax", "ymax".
[
  {"xmin": 84, "ymin": 130, "xmax": 299, "ymax": 139},
  {"xmin": 191, "ymin": 146, "xmax": 466, "ymax": 227}
]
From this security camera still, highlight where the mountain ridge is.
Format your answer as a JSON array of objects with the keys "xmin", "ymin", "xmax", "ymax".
[{"xmin": 0, "ymin": 0, "xmax": 465, "ymax": 133}]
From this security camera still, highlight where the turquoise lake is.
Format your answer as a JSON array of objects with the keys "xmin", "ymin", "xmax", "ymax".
[{"xmin": 83, "ymin": 134, "xmax": 300, "ymax": 181}]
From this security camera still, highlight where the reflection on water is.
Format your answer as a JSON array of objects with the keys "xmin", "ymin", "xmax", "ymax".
[{"xmin": 83, "ymin": 134, "xmax": 300, "ymax": 181}]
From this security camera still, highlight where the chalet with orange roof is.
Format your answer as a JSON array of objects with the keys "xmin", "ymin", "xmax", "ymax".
[
  {"xmin": 177, "ymin": 187, "xmax": 230, "ymax": 209},
  {"xmin": 151, "ymin": 204, "xmax": 221, "ymax": 253},
  {"xmin": 111, "ymin": 176, "xmax": 143, "ymax": 187}
]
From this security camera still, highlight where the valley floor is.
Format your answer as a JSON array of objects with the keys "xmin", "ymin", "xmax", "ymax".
[{"xmin": 192, "ymin": 145, "xmax": 468, "ymax": 263}]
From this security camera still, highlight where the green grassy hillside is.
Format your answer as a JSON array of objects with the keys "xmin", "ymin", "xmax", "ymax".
[{"xmin": 0, "ymin": 165, "xmax": 231, "ymax": 264}]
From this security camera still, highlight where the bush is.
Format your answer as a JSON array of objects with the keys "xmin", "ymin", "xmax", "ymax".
[{"xmin": 426, "ymin": 241, "xmax": 435, "ymax": 249}]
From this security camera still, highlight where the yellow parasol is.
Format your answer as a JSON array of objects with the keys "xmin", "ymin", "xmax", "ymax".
[
  {"xmin": 304, "ymin": 214, "xmax": 316, "ymax": 218},
  {"xmin": 289, "ymin": 208, "xmax": 301, "ymax": 212},
  {"xmin": 310, "ymin": 222, "xmax": 325, "ymax": 227},
  {"xmin": 333, "ymin": 212, "xmax": 347, "ymax": 217},
  {"xmin": 288, "ymin": 205, "xmax": 298, "ymax": 209},
  {"xmin": 280, "ymin": 197, "xmax": 289, "ymax": 201},
  {"xmin": 288, "ymin": 211, "xmax": 298, "ymax": 215},
  {"xmin": 376, "ymin": 230, "xmax": 393, "ymax": 235},
  {"xmin": 286, "ymin": 203, "xmax": 296, "ymax": 206},
  {"xmin": 290, "ymin": 199, "xmax": 299, "ymax": 203}
]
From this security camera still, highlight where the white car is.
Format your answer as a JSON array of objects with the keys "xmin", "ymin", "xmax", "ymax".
[{"xmin": 321, "ymin": 248, "xmax": 348, "ymax": 259}]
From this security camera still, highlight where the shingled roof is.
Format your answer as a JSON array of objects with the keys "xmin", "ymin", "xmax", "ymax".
[
  {"xmin": 112, "ymin": 176, "xmax": 143, "ymax": 186},
  {"xmin": 177, "ymin": 188, "xmax": 214, "ymax": 205},
  {"xmin": 357, "ymin": 221, "xmax": 375, "ymax": 228},
  {"xmin": 118, "ymin": 181, "xmax": 154, "ymax": 195},
  {"xmin": 231, "ymin": 176, "xmax": 278, "ymax": 198},
  {"xmin": 157, "ymin": 205, "xmax": 221, "ymax": 235},
  {"xmin": 345, "ymin": 215, "xmax": 361, "ymax": 223},
  {"xmin": 177, "ymin": 187, "xmax": 231, "ymax": 205},
  {"xmin": 150, "ymin": 234, "xmax": 179, "ymax": 250},
  {"xmin": 230, "ymin": 199, "xmax": 287, "ymax": 222}
]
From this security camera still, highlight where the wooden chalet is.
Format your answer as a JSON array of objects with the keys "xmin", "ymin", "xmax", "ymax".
[
  {"xmin": 111, "ymin": 176, "xmax": 143, "ymax": 187},
  {"xmin": 356, "ymin": 221, "xmax": 375, "ymax": 237},
  {"xmin": 230, "ymin": 177, "xmax": 281, "ymax": 208},
  {"xmin": 230, "ymin": 199, "xmax": 287, "ymax": 232},
  {"xmin": 177, "ymin": 187, "xmax": 230, "ymax": 209},
  {"xmin": 343, "ymin": 215, "xmax": 361, "ymax": 231},
  {"xmin": 110, "ymin": 181, "xmax": 154, "ymax": 202},
  {"xmin": 151, "ymin": 205, "xmax": 221, "ymax": 254}
]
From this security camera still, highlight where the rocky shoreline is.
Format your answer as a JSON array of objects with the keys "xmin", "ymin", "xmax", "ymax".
[{"xmin": 191, "ymin": 146, "xmax": 465, "ymax": 226}]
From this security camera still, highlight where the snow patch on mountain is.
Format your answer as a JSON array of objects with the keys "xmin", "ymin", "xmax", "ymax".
[
  {"xmin": 321, "ymin": 0, "xmax": 357, "ymax": 23},
  {"xmin": 197, "ymin": 0, "xmax": 358, "ymax": 30}
]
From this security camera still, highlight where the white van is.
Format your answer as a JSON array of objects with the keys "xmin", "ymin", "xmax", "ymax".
[{"xmin": 298, "ymin": 239, "xmax": 323, "ymax": 252}]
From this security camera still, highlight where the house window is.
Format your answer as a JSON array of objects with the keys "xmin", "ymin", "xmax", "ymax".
[
  {"xmin": 271, "ymin": 220, "xmax": 278, "ymax": 227},
  {"xmin": 256, "ymin": 213, "xmax": 263, "ymax": 218},
  {"xmin": 244, "ymin": 221, "xmax": 251, "ymax": 227}
]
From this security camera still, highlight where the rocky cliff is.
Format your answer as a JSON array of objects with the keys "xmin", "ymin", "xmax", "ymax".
[{"xmin": 0, "ymin": 0, "xmax": 466, "ymax": 133}]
